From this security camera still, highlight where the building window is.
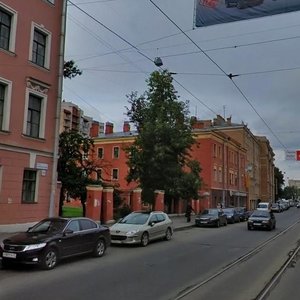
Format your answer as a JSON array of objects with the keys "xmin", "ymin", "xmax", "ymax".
[
  {"xmin": 0, "ymin": 165, "xmax": 2, "ymax": 193},
  {"xmin": 112, "ymin": 168, "xmax": 119, "ymax": 180},
  {"xmin": 26, "ymin": 94, "xmax": 42, "ymax": 138},
  {"xmin": 98, "ymin": 147, "xmax": 104, "ymax": 159},
  {"xmin": 96, "ymin": 168, "xmax": 102, "ymax": 181},
  {"xmin": 29, "ymin": 24, "xmax": 51, "ymax": 69},
  {"xmin": 0, "ymin": 8, "xmax": 11, "ymax": 50},
  {"xmin": 218, "ymin": 146, "xmax": 222, "ymax": 158},
  {"xmin": 113, "ymin": 146, "xmax": 119, "ymax": 159},
  {"xmin": 218, "ymin": 167, "xmax": 222, "ymax": 183},
  {"xmin": 0, "ymin": 83, "xmax": 4, "ymax": 130},
  {"xmin": 213, "ymin": 144, "xmax": 217, "ymax": 157},
  {"xmin": 213, "ymin": 165, "xmax": 217, "ymax": 182},
  {"xmin": 0, "ymin": 4, "xmax": 16, "ymax": 53},
  {"xmin": 0, "ymin": 78, "xmax": 12, "ymax": 131},
  {"xmin": 22, "ymin": 170, "xmax": 37, "ymax": 203},
  {"xmin": 32, "ymin": 29, "xmax": 46, "ymax": 67}
]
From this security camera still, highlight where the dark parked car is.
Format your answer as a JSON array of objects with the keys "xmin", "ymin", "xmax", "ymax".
[
  {"xmin": 222, "ymin": 208, "xmax": 240, "ymax": 224},
  {"xmin": 0, "ymin": 217, "xmax": 111, "ymax": 270},
  {"xmin": 247, "ymin": 210, "xmax": 276, "ymax": 231},
  {"xmin": 271, "ymin": 203, "xmax": 282, "ymax": 213},
  {"xmin": 195, "ymin": 209, "xmax": 227, "ymax": 227},
  {"xmin": 236, "ymin": 207, "xmax": 250, "ymax": 221}
]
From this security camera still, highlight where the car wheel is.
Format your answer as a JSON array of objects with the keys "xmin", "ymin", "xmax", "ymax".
[
  {"xmin": 216, "ymin": 220, "xmax": 220, "ymax": 228},
  {"xmin": 165, "ymin": 228, "xmax": 172, "ymax": 241},
  {"xmin": 93, "ymin": 239, "xmax": 106, "ymax": 257},
  {"xmin": 40, "ymin": 247, "xmax": 58, "ymax": 270},
  {"xmin": 224, "ymin": 219, "xmax": 227, "ymax": 226},
  {"xmin": 247, "ymin": 225, "xmax": 252, "ymax": 230},
  {"xmin": 141, "ymin": 232, "xmax": 149, "ymax": 247}
]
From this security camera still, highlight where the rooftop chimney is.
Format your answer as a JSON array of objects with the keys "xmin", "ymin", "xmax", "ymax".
[
  {"xmin": 123, "ymin": 121, "xmax": 130, "ymax": 133},
  {"xmin": 105, "ymin": 122, "xmax": 114, "ymax": 134},
  {"xmin": 90, "ymin": 121, "xmax": 100, "ymax": 138}
]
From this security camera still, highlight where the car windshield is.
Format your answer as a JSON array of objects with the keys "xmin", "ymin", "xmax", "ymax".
[
  {"xmin": 251, "ymin": 211, "xmax": 269, "ymax": 218},
  {"xmin": 223, "ymin": 208, "xmax": 233, "ymax": 214},
  {"xmin": 258, "ymin": 204, "xmax": 268, "ymax": 208},
  {"xmin": 119, "ymin": 213, "xmax": 149, "ymax": 225},
  {"xmin": 202, "ymin": 209, "xmax": 218, "ymax": 216},
  {"xmin": 28, "ymin": 219, "xmax": 68, "ymax": 233}
]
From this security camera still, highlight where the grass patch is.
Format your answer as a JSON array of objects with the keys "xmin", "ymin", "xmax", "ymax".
[{"xmin": 62, "ymin": 206, "xmax": 83, "ymax": 218}]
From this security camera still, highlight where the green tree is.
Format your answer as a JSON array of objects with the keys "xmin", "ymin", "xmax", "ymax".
[
  {"xmin": 125, "ymin": 70, "xmax": 202, "ymax": 207},
  {"xmin": 274, "ymin": 167, "xmax": 284, "ymax": 200},
  {"xmin": 283, "ymin": 185, "xmax": 300, "ymax": 200},
  {"xmin": 57, "ymin": 131, "xmax": 101, "ymax": 216},
  {"xmin": 63, "ymin": 60, "xmax": 82, "ymax": 79}
]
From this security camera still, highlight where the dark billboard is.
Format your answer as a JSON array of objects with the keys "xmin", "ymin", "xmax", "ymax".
[{"xmin": 195, "ymin": 0, "xmax": 300, "ymax": 27}]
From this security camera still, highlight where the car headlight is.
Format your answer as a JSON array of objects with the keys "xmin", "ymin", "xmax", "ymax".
[
  {"xmin": 262, "ymin": 220, "xmax": 269, "ymax": 224},
  {"xmin": 248, "ymin": 220, "xmax": 253, "ymax": 223},
  {"xmin": 0, "ymin": 241, "xmax": 4, "ymax": 250},
  {"xmin": 126, "ymin": 230, "xmax": 139, "ymax": 237},
  {"xmin": 23, "ymin": 243, "xmax": 47, "ymax": 251}
]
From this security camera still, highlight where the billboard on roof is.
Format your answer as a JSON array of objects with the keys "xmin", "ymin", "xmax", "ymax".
[{"xmin": 194, "ymin": 0, "xmax": 300, "ymax": 27}]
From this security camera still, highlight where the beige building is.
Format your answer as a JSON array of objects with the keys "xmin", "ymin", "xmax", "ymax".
[
  {"xmin": 208, "ymin": 115, "xmax": 274, "ymax": 209},
  {"xmin": 60, "ymin": 100, "xmax": 104, "ymax": 136},
  {"xmin": 257, "ymin": 136, "xmax": 275, "ymax": 202}
]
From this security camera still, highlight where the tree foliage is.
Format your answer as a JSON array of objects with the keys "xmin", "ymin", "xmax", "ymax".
[
  {"xmin": 274, "ymin": 167, "xmax": 284, "ymax": 200},
  {"xmin": 283, "ymin": 185, "xmax": 300, "ymax": 200},
  {"xmin": 63, "ymin": 60, "xmax": 82, "ymax": 79},
  {"xmin": 57, "ymin": 130, "xmax": 101, "ymax": 216},
  {"xmin": 125, "ymin": 70, "xmax": 202, "ymax": 205}
]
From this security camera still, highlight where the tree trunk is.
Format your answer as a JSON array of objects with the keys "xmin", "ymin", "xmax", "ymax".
[{"xmin": 59, "ymin": 188, "xmax": 65, "ymax": 216}]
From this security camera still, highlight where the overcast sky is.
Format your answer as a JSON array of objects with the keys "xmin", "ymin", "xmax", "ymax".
[{"xmin": 63, "ymin": 0, "xmax": 300, "ymax": 182}]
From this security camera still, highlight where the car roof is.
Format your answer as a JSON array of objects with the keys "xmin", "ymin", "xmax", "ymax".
[{"xmin": 131, "ymin": 211, "xmax": 165, "ymax": 214}]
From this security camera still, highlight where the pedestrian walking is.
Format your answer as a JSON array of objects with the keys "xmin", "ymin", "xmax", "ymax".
[{"xmin": 185, "ymin": 202, "xmax": 195, "ymax": 223}]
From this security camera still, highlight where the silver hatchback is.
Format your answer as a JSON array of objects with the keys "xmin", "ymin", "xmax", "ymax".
[{"xmin": 109, "ymin": 211, "xmax": 173, "ymax": 246}]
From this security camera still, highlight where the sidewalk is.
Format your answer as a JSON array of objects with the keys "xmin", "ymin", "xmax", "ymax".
[{"xmin": 0, "ymin": 215, "xmax": 195, "ymax": 242}]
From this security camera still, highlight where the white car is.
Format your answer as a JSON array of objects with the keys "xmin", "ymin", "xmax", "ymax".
[
  {"xmin": 109, "ymin": 211, "xmax": 173, "ymax": 247},
  {"xmin": 257, "ymin": 202, "xmax": 271, "ymax": 211}
]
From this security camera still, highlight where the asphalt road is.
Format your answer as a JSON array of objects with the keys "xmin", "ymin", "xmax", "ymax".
[{"xmin": 1, "ymin": 208, "xmax": 300, "ymax": 300}]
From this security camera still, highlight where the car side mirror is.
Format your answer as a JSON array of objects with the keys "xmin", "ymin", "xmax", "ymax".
[
  {"xmin": 64, "ymin": 229, "xmax": 74, "ymax": 236},
  {"xmin": 149, "ymin": 221, "xmax": 155, "ymax": 227}
]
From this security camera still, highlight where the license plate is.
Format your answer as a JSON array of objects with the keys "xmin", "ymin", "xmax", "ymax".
[
  {"xmin": 3, "ymin": 252, "xmax": 17, "ymax": 258},
  {"xmin": 201, "ymin": 221, "xmax": 208, "ymax": 224},
  {"xmin": 253, "ymin": 223, "xmax": 261, "ymax": 226}
]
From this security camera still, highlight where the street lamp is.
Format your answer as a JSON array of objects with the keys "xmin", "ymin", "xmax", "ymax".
[{"xmin": 154, "ymin": 57, "xmax": 163, "ymax": 67}]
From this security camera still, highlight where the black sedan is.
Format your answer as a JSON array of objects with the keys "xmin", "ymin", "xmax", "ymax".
[
  {"xmin": 195, "ymin": 209, "xmax": 227, "ymax": 227},
  {"xmin": 222, "ymin": 208, "xmax": 240, "ymax": 224},
  {"xmin": 247, "ymin": 210, "xmax": 276, "ymax": 231},
  {"xmin": 0, "ymin": 217, "xmax": 111, "ymax": 270}
]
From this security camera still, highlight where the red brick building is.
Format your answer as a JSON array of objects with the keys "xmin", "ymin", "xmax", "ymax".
[
  {"xmin": 91, "ymin": 118, "xmax": 248, "ymax": 214},
  {"xmin": 0, "ymin": 0, "xmax": 66, "ymax": 225}
]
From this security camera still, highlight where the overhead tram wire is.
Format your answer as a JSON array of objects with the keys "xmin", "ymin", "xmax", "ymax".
[
  {"xmin": 67, "ymin": 14, "xmax": 148, "ymax": 75},
  {"xmin": 67, "ymin": 0, "xmax": 219, "ymax": 116},
  {"xmin": 149, "ymin": 0, "xmax": 288, "ymax": 150},
  {"xmin": 68, "ymin": 1, "xmax": 300, "ymax": 65}
]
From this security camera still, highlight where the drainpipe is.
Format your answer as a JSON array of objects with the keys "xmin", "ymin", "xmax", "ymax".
[{"xmin": 49, "ymin": 0, "xmax": 67, "ymax": 217}]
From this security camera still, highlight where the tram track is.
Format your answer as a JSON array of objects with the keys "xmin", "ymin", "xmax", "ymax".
[{"xmin": 173, "ymin": 218, "xmax": 300, "ymax": 300}]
